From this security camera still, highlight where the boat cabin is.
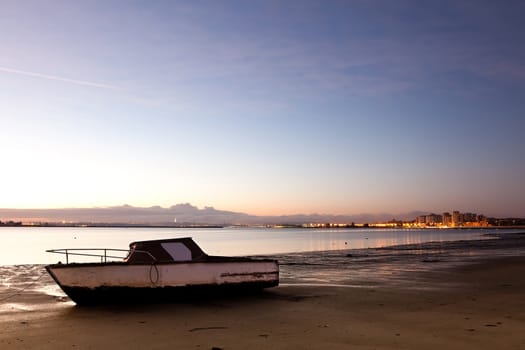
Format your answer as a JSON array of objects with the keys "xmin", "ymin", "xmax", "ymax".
[{"xmin": 125, "ymin": 237, "xmax": 207, "ymax": 264}]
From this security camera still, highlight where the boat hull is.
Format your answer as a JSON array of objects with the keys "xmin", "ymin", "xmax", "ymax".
[{"xmin": 46, "ymin": 260, "xmax": 279, "ymax": 305}]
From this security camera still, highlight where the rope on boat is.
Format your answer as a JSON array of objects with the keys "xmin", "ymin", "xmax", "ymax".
[
  {"xmin": 149, "ymin": 263, "xmax": 159, "ymax": 285},
  {"xmin": 0, "ymin": 267, "xmax": 48, "ymax": 302}
]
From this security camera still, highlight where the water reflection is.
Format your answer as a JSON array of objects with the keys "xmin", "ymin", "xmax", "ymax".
[
  {"xmin": 0, "ymin": 226, "xmax": 511, "ymax": 265},
  {"xmin": 275, "ymin": 233, "xmax": 525, "ymax": 290}
]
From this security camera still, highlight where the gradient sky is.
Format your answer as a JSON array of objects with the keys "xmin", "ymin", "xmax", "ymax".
[{"xmin": 1, "ymin": 0, "xmax": 524, "ymax": 217}]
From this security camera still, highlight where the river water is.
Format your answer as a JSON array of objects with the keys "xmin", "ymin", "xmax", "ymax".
[{"xmin": 0, "ymin": 226, "xmax": 517, "ymax": 266}]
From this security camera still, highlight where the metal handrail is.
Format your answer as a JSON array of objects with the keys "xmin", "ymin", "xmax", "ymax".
[
  {"xmin": 46, "ymin": 248, "xmax": 158, "ymax": 264},
  {"xmin": 46, "ymin": 248, "xmax": 130, "ymax": 264}
]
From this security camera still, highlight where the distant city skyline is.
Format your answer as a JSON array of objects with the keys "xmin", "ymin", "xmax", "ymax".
[
  {"xmin": 0, "ymin": 203, "xmax": 522, "ymax": 227},
  {"xmin": 1, "ymin": 1, "xmax": 524, "ymax": 217}
]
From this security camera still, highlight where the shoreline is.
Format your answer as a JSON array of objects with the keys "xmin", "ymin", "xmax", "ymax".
[
  {"xmin": 2, "ymin": 234, "xmax": 525, "ymax": 349},
  {"xmin": 3, "ymin": 223, "xmax": 525, "ymax": 229},
  {"xmin": 2, "ymin": 256, "xmax": 524, "ymax": 349}
]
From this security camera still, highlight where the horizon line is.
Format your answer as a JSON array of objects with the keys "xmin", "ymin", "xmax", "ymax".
[{"xmin": 0, "ymin": 204, "xmax": 521, "ymax": 219}]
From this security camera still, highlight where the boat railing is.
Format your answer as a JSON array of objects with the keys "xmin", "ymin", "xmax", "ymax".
[{"xmin": 46, "ymin": 248, "xmax": 157, "ymax": 264}]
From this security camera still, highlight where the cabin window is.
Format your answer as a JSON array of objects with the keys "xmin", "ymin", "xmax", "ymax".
[{"xmin": 161, "ymin": 242, "xmax": 192, "ymax": 261}]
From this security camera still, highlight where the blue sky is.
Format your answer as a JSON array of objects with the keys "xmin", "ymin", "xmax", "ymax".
[{"xmin": 1, "ymin": 0, "xmax": 524, "ymax": 217}]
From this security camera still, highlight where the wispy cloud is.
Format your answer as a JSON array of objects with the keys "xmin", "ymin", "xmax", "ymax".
[{"xmin": 0, "ymin": 66, "xmax": 119, "ymax": 90}]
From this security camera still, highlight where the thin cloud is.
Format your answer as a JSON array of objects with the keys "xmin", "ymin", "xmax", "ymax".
[{"xmin": 0, "ymin": 66, "xmax": 120, "ymax": 90}]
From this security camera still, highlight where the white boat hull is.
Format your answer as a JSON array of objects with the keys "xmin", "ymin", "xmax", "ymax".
[{"xmin": 46, "ymin": 260, "xmax": 279, "ymax": 305}]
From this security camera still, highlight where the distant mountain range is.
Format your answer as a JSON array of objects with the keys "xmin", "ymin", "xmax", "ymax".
[{"xmin": 0, "ymin": 203, "xmax": 427, "ymax": 226}]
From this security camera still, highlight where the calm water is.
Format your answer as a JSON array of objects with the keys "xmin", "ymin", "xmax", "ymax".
[{"xmin": 0, "ymin": 226, "xmax": 515, "ymax": 266}]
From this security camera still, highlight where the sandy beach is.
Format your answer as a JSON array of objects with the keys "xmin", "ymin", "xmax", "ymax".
[{"xmin": 2, "ymin": 234, "xmax": 525, "ymax": 349}]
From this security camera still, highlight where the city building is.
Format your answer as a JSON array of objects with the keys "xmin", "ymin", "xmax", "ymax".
[
  {"xmin": 413, "ymin": 210, "xmax": 487, "ymax": 228},
  {"xmin": 442, "ymin": 212, "xmax": 452, "ymax": 226}
]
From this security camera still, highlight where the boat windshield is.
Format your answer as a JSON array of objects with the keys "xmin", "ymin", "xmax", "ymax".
[{"xmin": 125, "ymin": 237, "xmax": 207, "ymax": 263}]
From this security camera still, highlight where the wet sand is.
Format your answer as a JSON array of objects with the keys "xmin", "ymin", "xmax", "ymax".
[{"xmin": 1, "ymin": 234, "xmax": 525, "ymax": 349}]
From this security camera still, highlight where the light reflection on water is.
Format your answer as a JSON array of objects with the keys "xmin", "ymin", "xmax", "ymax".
[
  {"xmin": 0, "ymin": 226, "xmax": 516, "ymax": 265},
  {"xmin": 274, "ymin": 234, "xmax": 525, "ymax": 290}
]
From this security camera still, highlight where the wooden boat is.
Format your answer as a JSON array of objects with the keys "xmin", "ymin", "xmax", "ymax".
[{"xmin": 45, "ymin": 237, "xmax": 279, "ymax": 305}]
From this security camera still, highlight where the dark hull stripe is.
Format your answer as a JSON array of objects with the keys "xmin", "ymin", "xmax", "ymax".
[{"xmin": 60, "ymin": 280, "xmax": 279, "ymax": 305}]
